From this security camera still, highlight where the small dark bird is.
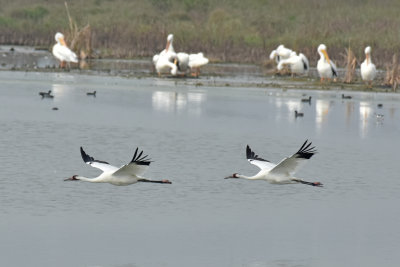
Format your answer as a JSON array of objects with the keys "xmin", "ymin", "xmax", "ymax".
[
  {"xmin": 87, "ymin": 91, "xmax": 96, "ymax": 97},
  {"xmin": 52, "ymin": 107, "xmax": 59, "ymax": 111},
  {"xmin": 301, "ymin": 96, "xmax": 312, "ymax": 103},
  {"xmin": 39, "ymin": 90, "xmax": 51, "ymax": 97},
  {"xmin": 342, "ymin": 94, "xmax": 352, "ymax": 99},
  {"xmin": 377, "ymin": 103, "xmax": 383, "ymax": 108},
  {"xmin": 295, "ymin": 110, "xmax": 304, "ymax": 118}
]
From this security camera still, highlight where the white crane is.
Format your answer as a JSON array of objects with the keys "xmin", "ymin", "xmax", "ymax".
[
  {"xmin": 225, "ymin": 140, "xmax": 322, "ymax": 187},
  {"xmin": 64, "ymin": 147, "xmax": 172, "ymax": 186}
]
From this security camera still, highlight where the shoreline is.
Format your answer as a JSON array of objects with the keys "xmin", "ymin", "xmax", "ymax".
[{"xmin": 0, "ymin": 45, "xmax": 396, "ymax": 94}]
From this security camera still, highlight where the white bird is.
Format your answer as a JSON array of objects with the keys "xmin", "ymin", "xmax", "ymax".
[
  {"xmin": 360, "ymin": 46, "xmax": 376, "ymax": 87},
  {"xmin": 155, "ymin": 54, "xmax": 178, "ymax": 76},
  {"xmin": 277, "ymin": 51, "xmax": 309, "ymax": 75},
  {"xmin": 317, "ymin": 44, "xmax": 337, "ymax": 82},
  {"xmin": 174, "ymin": 52, "xmax": 190, "ymax": 75},
  {"xmin": 52, "ymin": 32, "xmax": 78, "ymax": 68},
  {"xmin": 188, "ymin": 52, "xmax": 209, "ymax": 77},
  {"xmin": 225, "ymin": 140, "xmax": 322, "ymax": 187},
  {"xmin": 270, "ymin": 45, "xmax": 293, "ymax": 64},
  {"xmin": 154, "ymin": 34, "xmax": 178, "ymax": 76},
  {"xmin": 64, "ymin": 147, "xmax": 172, "ymax": 186}
]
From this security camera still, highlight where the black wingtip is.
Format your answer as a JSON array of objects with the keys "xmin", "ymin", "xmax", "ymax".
[
  {"xmin": 295, "ymin": 140, "xmax": 317, "ymax": 159},
  {"xmin": 246, "ymin": 145, "xmax": 270, "ymax": 162},
  {"xmin": 80, "ymin": 147, "xmax": 109, "ymax": 164},
  {"xmin": 131, "ymin": 147, "xmax": 152, "ymax": 166},
  {"xmin": 80, "ymin": 146, "xmax": 92, "ymax": 163}
]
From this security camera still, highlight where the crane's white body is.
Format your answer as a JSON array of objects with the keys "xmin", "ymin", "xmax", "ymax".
[
  {"xmin": 277, "ymin": 52, "xmax": 309, "ymax": 75},
  {"xmin": 226, "ymin": 140, "xmax": 322, "ymax": 186},
  {"xmin": 361, "ymin": 46, "xmax": 376, "ymax": 84},
  {"xmin": 65, "ymin": 147, "xmax": 171, "ymax": 186},
  {"xmin": 52, "ymin": 32, "xmax": 78, "ymax": 65},
  {"xmin": 317, "ymin": 44, "xmax": 337, "ymax": 81}
]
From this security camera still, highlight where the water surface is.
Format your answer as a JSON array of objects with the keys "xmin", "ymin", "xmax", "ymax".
[{"xmin": 0, "ymin": 71, "xmax": 399, "ymax": 267}]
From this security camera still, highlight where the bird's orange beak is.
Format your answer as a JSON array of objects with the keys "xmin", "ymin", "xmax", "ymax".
[
  {"xmin": 321, "ymin": 49, "xmax": 330, "ymax": 64},
  {"xmin": 165, "ymin": 40, "xmax": 170, "ymax": 51},
  {"xmin": 59, "ymin": 36, "xmax": 67, "ymax": 46}
]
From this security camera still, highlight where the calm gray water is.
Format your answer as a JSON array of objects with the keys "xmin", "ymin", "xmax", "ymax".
[{"xmin": 0, "ymin": 70, "xmax": 399, "ymax": 267}]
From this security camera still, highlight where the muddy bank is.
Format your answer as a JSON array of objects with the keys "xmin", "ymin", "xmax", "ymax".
[{"xmin": 0, "ymin": 45, "xmax": 394, "ymax": 93}]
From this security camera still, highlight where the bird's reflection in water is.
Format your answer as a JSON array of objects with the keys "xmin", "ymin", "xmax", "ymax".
[{"xmin": 152, "ymin": 91, "xmax": 206, "ymax": 116}]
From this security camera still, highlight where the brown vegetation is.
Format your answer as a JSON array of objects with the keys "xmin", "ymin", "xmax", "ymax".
[
  {"xmin": 1, "ymin": 0, "xmax": 400, "ymax": 67},
  {"xmin": 384, "ymin": 54, "xmax": 400, "ymax": 91},
  {"xmin": 342, "ymin": 46, "xmax": 357, "ymax": 83}
]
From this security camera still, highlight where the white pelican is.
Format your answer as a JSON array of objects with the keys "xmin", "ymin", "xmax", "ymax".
[
  {"xmin": 159, "ymin": 34, "xmax": 176, "ymax": 61},
  {"xmin": 269, "ymin": 45, "xmax": 293, "ymax": 64},
  {"xmin": 277, "ymin": 52, "xmax": 309, "ymax": 75},
  {"xmin": 153, "ymin": 34, "xmax": 178, "ymax": 76},
  {"xmin": 225, "ymin": 140, "xmax": 322, "ymax": 187},
  {"xmin": 174, "ymin": 52, "xmax": 190, "ymax": 75},
  {"xmin": 64, "ymin": 147, "xmax": 172, "ymax": 186},
  {"xmin": 155, "ymin": 54, "xmax": 178, "ymax": 76},
  {"xmin": 52, "ymin": 32, "xmax": 78, "ymax": 68},
  {"xmin": 188, "ymin": 52, "xmax": 209, "ymax": 77},
  {"xmin": 360, "ymin": 46, "xmax": 376, "ymax": 87},
  {"xmin": 317, "ymin": 44, "xmax": 338, "ymax": 82}
]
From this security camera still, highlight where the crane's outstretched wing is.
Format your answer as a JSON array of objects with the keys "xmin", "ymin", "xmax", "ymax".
[
  {"xmin": 268, "ymin": 140, "xmax": 316, "ymax": 177},
  {"xmin": 246, "ymin": 145, "xmax": 276, "ymax": 171},
  {"xmin": 80, "ymin": 147, "xmax": 119, "ymax": 173},
  {"xmin": 112, "ymin": 147, "xmax": 152, "ymax": 177}
]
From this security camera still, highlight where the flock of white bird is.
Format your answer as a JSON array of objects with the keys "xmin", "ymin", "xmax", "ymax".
[
  {"xmin": 51, "ymin": 31, "xmax": 376, "ymax": 85},
  {"xmin": 65, "ymin": 140, "xmax": 322, "ymax": 187},
  {"xmin": 152, "ymin": 34, "xmax": 209, "ymax": 77},
  {"xmin": 269, "ymin": 43, "xmax": 377, "ymax": 86}
]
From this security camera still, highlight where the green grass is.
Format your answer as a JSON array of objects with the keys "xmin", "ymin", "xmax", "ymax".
[{"xmin": 1, "ymin": 0, "xmax": 400, "ymax": 67}]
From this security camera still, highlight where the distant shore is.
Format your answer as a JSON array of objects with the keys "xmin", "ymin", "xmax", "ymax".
[
  {"xmin": 1, "ymin": 0, "xmax": 400, "ymax": 68},
  {"xmin": 0, "ymin": 45, "xmax": 396, "ymax": 94}
]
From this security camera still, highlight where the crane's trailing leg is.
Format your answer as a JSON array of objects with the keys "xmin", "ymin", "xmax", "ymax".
[{"xmin": 292, "ymin": 178, "xmax": 323, "ymax": 187}]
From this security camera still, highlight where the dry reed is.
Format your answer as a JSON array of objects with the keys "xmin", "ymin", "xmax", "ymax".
[
  {"xmin": 342, "ymin": 46, "xmax": 357, "ymax": 84},
  {"xmin": 64, "ymin": 1, "xmax": 92, "ymax": 59},
  {"xmin": 384, "ymin": 54, "xmax": 399, "ymax": 91}
]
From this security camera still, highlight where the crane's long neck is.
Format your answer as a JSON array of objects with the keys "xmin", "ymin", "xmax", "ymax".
[
  {"xmin": 76, "ymin": 175, "xmax": 103, "ymax": 183},
  {"xmin": 235, "ymin": 173, "xmax": 261, "ymax": 180}
]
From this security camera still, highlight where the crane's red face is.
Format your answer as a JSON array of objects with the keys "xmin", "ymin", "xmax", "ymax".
[
  {"xmin": 64, "ymin": 175, "xmax": 79, "ymax": 181},
  {"xmin": 224, "ymin": 173, "xmax": 238, "ymax": 179},
  {"xmin": 162, "ymin": 179, "xmax": 172, "ymax": 184}
]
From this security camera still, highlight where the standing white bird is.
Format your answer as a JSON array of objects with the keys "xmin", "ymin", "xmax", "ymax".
[
  {"xmin": 52, "ymin": 32, "xmax": 78, "ymax": 68},
  {"xmin": 174, "ymin": 52, "xmax": 190, "ymax": 76},
  {"xmin": 270, "ymin": 45, "xmax": 293, "ymax": 64},
  {"xmin": 64, "ymin": 147, "xmax": 172, "ymax": 186},
  {"xmin": 154, "ymin": 34, "xmax": 178, "ymax": 76},
  {"xmin": 225, "ymin": 140, "xmax": 322, "ymax": 187},
  {"xmin": 277, "ymin": 51, "xmax": 309, "ymax": 75},
  {"xmin": 360, "ymin": 46, "xmax": 376, "ymax": 87},
  {"xmin": 188, "ymin": 52, "xmax": 209, "ymax": 77},
  {"xmin": 317, "ymin": 44, "xmax": 337, "ymax": 82}
]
